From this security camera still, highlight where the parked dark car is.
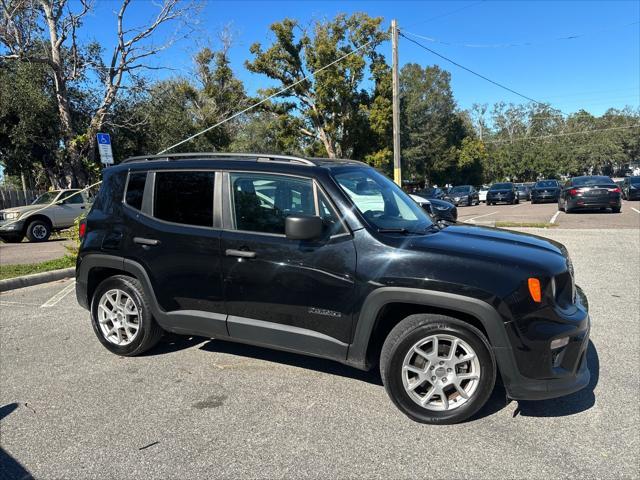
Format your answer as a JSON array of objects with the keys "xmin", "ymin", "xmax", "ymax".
[
  {"xmin": 76, "ymin": 153, "xmax": 590, "ymax": 425},
  {"xmin": 445, "ymin": 185, "xmax": 479, "ymax": 207},
  {"xmin": 516, "ymin": 184, "xmax": 531, "ymax": 201},
  {"xmin": 416, "ymin": 186, "xmax": 447, "ymax": 200},
  {"xmin": 558, "ymin": 175, "xmax": 622, "ymax": 213},
  {"xmin": 410, "ymin": 194, "xmax": 458, "ymax": 222},
  {"xmin": 622, "ymin": 176, "xmax": 640, "ymax": 200},
  {"xmin": 486, "ymin": 182, "xmax": 518, "ymax": 205},
  {"xmin": 531, "ymin": 180, "xmax": 561, "ymax": 204}
]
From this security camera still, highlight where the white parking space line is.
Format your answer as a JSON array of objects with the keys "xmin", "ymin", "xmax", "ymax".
[
  {"xmin": 509, "ymin": 203, "xmax": 526, "ymax": 209},
  {"xmin": 550, "ymin": 211, "xmax": 561, "ymax": 224},
  {"xmin": 41, "ymin": 282, "xmax": 76, "ymax": 308},
  {"xmin": 631, "ymin": 207, "xmax": 640, "ymax": 214},
  {"xmin": 464, "ymin": 211, "xmax": 498, "ymax": 223},
  {"xmin": 0, "ymin": 300, "xmax": 40, "ymax": 307}
]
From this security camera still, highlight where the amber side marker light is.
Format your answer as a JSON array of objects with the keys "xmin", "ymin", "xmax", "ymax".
[{"xmin": 528, "ymin": 277, "xmax": 542, "ymax": 303}]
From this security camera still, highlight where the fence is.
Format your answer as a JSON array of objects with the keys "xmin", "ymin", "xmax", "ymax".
[{"xmin": 0, "ymin": 187, "xmax": 44, "ymax": 210}]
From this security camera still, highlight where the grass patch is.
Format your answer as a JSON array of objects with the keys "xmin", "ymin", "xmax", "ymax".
[
  {"xmin": 495, "ymin": 221, "xmax": 559, "ymax": 228},
  {"xmin": 0, "ymin": 255, "xmax": 76, "ymax": 280}
]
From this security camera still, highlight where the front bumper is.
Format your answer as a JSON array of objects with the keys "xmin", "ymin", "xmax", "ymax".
[
  {"xmin": 0, "ymin": 219, "xmax": 25, "ymax": 234},
  {"xmin": 487, "ymin": 194, "xmax": 515, "ymax": 204},
  {"xmin": 531, "ymin": 191, "xmax": 559, "ymax": 202},
  {"xmin": 498, "ymin": 286, "xmax": 591, "ymax": 400}
]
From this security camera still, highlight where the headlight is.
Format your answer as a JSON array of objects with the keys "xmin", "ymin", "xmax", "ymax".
[
  {"xmin": 434, "ymin": 205, "xmax": 449, "ymax": 211},
  {"xmin": 3, "ymin": 212, "xmax": 21, "ymax": 220}
]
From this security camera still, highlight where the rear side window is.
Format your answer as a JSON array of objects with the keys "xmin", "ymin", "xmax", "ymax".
[
  {"xmin": 154, "ymin": 171, "xmax": 214, "ymax": 227},
  {"xmin": 125, "ymin": 172, "xmax": 147, "ymax": 210}
]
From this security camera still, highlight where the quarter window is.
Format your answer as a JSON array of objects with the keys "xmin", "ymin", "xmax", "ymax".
[
  {"xmin": 154, "ymin": 171, "xmax": 214, "ymax": 227},
  {"xmin": 125, "ymin": 172, "xmax": 147, "ymax": 210}
]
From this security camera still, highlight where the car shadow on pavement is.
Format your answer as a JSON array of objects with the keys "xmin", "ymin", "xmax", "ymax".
[
  {"xmin": 141, "ymin": 334, "xmax": 209, "ymax": 356},
  {"xmin": 199, "ymin": 339, "xmax": 383, "ymax": 385},
  {"xmin": 514, "ymin": 340, "xmax": 599, "ymax": 418},
  {"xmin": 0, "ymin": 402, "xmax": 33, "ymax": 480}
]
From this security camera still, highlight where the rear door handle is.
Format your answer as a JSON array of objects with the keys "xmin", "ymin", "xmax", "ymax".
[
  {"xmin": 134, "ymin": 237, "xmax": 160, "ymax": 246},
  {"xmin": 225, "ymin": 249, "xmax": 256, "ymax": 258}
]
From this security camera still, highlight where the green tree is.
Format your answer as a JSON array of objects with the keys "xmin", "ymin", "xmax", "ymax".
[{"xmin": 245, "ymin": 13, "xmax": 387, "ymax": 159}]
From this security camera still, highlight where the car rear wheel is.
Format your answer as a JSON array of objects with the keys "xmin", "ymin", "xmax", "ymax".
[
  {"xmin": 91, "ymin": 275, "xmax": 163, "ymax": 356},
  {"xmin": 380, "ymin": 314, "xmax": 496, "ymax": 424},
  {"xmin": 25, "ymin": 219, "xmax": 51, "ymax": 242}
]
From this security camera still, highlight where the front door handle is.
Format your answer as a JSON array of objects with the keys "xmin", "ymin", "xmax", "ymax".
[
  {"xmin": 134, "ymin": 237, "xmax": 160, "ymax": 246},
  {"xmin": 225, "ymin": 248, "xmax": 256, "ymax": 258}
]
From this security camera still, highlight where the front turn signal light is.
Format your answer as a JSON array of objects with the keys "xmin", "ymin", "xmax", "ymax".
[{"xmin": 528, "ymin": 277, "xmax": 542, "ymax": 303}]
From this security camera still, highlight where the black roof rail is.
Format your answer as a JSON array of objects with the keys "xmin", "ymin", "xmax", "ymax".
[{"xmin": 120, "ymin": 152, "xmax": 316, "ymax": 166}]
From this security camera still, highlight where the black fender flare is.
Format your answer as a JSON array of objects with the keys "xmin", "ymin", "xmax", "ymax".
[{"xmin": 345, "ymin": 287, "xmax": 514, "ymax": 374}]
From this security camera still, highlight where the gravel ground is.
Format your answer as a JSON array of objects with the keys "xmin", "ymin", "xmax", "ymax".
[{"xmin": 0, "ymin": 229, "xmax": 638, "ymax": 479}]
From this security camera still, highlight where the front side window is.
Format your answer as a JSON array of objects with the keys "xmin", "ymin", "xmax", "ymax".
[
  {"xmin": 154, "ymin": 171, "xmax": 214, "ymax": 227},
  {"xmin": 60, "ymin": 190, "xmax": 83, "ymax": 204},
  {"xmin": 230, "ymin": 173, "xmax": 315, "ymax": 234},
  {"xmin": 333, "ymin": 168, "xmax": 433, "ymax": 233},
  {"xmin": 125, "ymin": 172, "xmax": 147, "ymax": 210}
]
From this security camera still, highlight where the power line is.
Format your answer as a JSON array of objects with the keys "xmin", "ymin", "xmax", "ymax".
[
  {"xmin": 402, "ymin": 21, "xmax": 639, "ymax": 49},
  {"xmin": 483, "ymin": 124, "xmax": 640, "ymax": 144},
  {"xmin": 399, "ymin": 31, "xmax": 569, "ymax": 117},
  {"xmin": 157, "ymin": 38, "xmax": 383, "ymax": 154},
  {"xmin": 401, "ymin": 0, "xmax": 486, "ymax": 30}
]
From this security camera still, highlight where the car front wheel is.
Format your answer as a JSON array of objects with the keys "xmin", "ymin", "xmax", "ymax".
[
  {"xmin": 91, "ymin": 275, "xmax": 164, "ymax": 356},
  {"xmin": 25, "ymin": 219, "xmax": 51, "ymax": 242},
  {"xmin": 380, "ymin": 314, "xmax": 496, "ymax": 424}
]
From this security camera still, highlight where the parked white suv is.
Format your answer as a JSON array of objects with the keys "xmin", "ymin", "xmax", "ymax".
[{"xmin": 0, "ymin": 189, "xmax": 90, "ymax": 243}]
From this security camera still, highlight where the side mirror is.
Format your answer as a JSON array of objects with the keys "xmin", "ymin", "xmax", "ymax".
[
  {"xmin": 285, "ymin": 215, "xmax": 323, "ymax": 241},
  {"xmin": 55, "ymin": 200, "xmax": 64, "ymax": 205}
]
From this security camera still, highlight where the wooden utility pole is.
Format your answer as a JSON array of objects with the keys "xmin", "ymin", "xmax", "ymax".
[{"xmin": 391, "ymin": 20, "xmax": 401, "ymax": 186}]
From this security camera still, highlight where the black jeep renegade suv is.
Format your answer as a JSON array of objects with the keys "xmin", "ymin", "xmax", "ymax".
[{"xmin": 76, "ymin": 153, "xmax": 591, "ymax": 424}]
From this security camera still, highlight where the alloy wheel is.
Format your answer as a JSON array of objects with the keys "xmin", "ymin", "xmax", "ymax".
[
  {"xmin": 32, "ymin": 224, "xmax": 48, "ymax": 240},
  {"xmin": 97, "ymin": 289, "xmax": 140, "ymax": 346},
  {"xmin": 401, "ymin": 334, "xmax": 481, "ymax": 412}
]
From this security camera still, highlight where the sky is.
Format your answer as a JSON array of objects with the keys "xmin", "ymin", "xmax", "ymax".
[{"xmin": 78, "ymin": 0, "xmax": 640, "ymax": 117}]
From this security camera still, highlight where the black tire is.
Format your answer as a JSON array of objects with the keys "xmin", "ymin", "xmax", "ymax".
[
  {"xmin": 531, "ymin": 199, "xmax": 537, "ymax": 204},
  {"xmin": 612, "ymin": 206, "xmax": 621, "ymax": 213},
  {"xmin": 0, "ymin": 234, "xmax": 24, "ymax": 243},
  {"xmin": 380, "ymin": 314, "xmax": 496, "ymax": 424},
  {"xmin": 90, "ymin": 275, "xmax": 163, "ymax": 356},
  {"xmin": 25, "ymin": 219, "xmax": 51, "ymax": 242}
]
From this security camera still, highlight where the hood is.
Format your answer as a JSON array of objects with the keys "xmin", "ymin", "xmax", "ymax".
[
  {"xmin": 0, "ymin": 204, "xmax": 45, "ymax": 216},
  {"xmin": 488, "ymin": 189, "xmax": 512, "ymax": 194},
  {"xmin": 403, "ymin": 224, "xmax": 568, "ymax": 276},
  {"xmin": 532, "ymin": 186, "xmax": 559, "ymax": 191}
]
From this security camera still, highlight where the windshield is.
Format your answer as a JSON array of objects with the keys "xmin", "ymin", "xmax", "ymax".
[
  {"xmin": 334, "ymin": 168, "xmax": 433, "ymax": 233},
  {"xmin": 450, "ymin": 185, "xmax": 471, "ymax": 193},
  {"xmin": 31, "ymin": 191, "xmax": 60, "ymax": 205},
  {"xmin": 490, "ymin": 183, "xmax": 512, "ymax": 190},
  {"xmin": 573, "ymin": 176, "xmax": 615, "ymax": 186},
  {"xmin": 534, "ymin": 180, "xmax": 558, "ymax": 188},
  {"xmin": 630, "ymin": 177, "xmax": 640, "ymax": 185},
  {"xmin": 517, "ymin": 185, "xmax": 528, "ymax": 191},
  {"xmin": 418, "ymin": 187, "xmax": 438, "ymax": 197}
]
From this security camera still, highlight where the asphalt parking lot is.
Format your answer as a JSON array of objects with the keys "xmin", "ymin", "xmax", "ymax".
[
  {"xmin": 1, "ymin": 227, "xmax": 638, "ymax": 479},
  {"xmin": 457, "ymin": 198, "xmax": 640, "ymax": 229},
  {"xmin": 0, "ymin": 238, "xmax": 73, "ymax": 266}
]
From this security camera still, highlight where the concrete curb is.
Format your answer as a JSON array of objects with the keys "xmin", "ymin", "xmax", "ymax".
[{"xmin": 0, "ymin": 267, "xmax": 75, "ymax": 292}]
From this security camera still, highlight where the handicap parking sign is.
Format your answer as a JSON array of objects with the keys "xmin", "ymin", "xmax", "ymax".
[{"xmin": 97, "ymin": 133, "xmax": 114, "ymax": 165}]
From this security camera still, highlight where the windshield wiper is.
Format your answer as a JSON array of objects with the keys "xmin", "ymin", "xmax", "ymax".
[{"xmin": 377, "ymin": 228, "xmax": 410, "ymax": 234}]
